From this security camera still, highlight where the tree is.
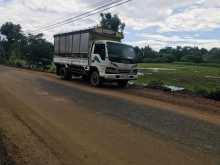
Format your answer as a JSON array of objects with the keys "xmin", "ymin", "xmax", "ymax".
[
  {"xmin": 0, "ymin": 41, "xmax": 5, "ymax": 61},
  {"xmin": 143, "ymin": 46, "xmax": 158, "ymax": 58},
  {"xmin": 205, "ymin": 48, "xmax": 220, "ymax": 63},
  {"xmin": 179, "ymin": 47, "xmax": 204, "ymax": 63},
  {"xmin": 100, "ymin": 13, "xmax": 125, "ymax": 33},
  {"xmin": 0, "ymin": 22, "xmax": 25, "ymax": 60},
  {"xmin": 0, "ymin": 34, "xmax": 6, "ymax": 60},
  {"xmin": 134, "ymin": 46, "xmax": 143, "ymax": 62},
  {"xmin": 0, "ymin": 22, "xmax": 23, "ymax": 43},
  {"xmin": 26, "ymin": 33, "xmax": 54, "ymax": 67},
  {"xmin": 135, "ymin": 45, "xmax": 210, "ymax": 63},
  {"xmin": 0, "ymin": 22, "xmax": 54, "ymax": 68}
]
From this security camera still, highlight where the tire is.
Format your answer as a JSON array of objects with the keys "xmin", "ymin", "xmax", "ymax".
[
  {"xmin": 118, "ymin": 80, "xmax": 128, "ymax": 88},
  {"xmin": 90, "ymin": 71, "xmax": 101, "ymax": 87},
  {"xmin": 60, "ymin": 67, "xmax": 72, "ymax": 80},
  {"xmin": 56, "ymin": 65, "xmax": 60, "ymax": 75}
]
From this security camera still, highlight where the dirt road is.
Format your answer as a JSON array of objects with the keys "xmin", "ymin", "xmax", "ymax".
[{"xmin": 0, "ymin": 65, "xmax": 219, "ymax": 165}]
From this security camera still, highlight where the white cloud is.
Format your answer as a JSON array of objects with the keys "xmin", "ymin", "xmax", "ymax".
[
  {"xmin": 0, "ymin": 0, "xmax": 220, "ymax": 49},
  {"xmin": 116, "ymin": 0, "xmax": 220, "ymax": 32},
  {"xmin": 1, "ymin": 0, "xmax": 206, "ymax": 33},
  {"xmin": 160, "ymin": 7, "xmax": 220, "ymax": 32}
]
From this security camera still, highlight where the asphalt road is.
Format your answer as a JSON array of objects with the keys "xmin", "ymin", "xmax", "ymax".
[{"xmin": 0, "ymin": 65, "xmax": 219, "ymax": 165}]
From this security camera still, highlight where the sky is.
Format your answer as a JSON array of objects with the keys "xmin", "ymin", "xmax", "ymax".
[{"xmin": 0, "ymin": 0, "xmax": 220, "ymax": 50}]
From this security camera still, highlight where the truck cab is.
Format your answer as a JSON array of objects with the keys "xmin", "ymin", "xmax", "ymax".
[{"xmin": 90, "ymin": 40, "xmax": 138, "ymax": 87}]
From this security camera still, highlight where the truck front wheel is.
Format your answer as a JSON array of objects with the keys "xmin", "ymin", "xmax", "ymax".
[{"xmin": 90, "ymin": 71, "xmax": 101, "ymax": 87}]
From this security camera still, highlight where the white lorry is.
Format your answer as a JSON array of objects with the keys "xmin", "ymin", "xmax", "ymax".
[{"xmin": 53, "ymin": 27, "xmax": 138, "ymax": 87}]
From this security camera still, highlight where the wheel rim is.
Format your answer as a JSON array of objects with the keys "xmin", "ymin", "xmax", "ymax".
[{"xmin": 91, "ymin": 72, "xmax": 99, "ymax": 86}]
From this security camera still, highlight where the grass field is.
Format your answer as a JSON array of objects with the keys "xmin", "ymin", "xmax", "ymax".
[{"xmin": 136, "ymin": 63, "xmax": 220, "ymax": 95}]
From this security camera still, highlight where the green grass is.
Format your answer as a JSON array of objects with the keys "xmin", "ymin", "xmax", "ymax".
[{"xmin": 136, "ymin": 63, "xmax": 220, "ymax": 94}]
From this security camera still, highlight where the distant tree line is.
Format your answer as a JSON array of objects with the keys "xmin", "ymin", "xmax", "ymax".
[
  {"xmin": 135, "ymin": 45, "xmax": 220, "ymax": 64},
  {"xmin": 0, "ymin": 22, "xmax": 54, "ymax": 69}
]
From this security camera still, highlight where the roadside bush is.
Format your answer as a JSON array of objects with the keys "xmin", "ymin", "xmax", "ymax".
[
  {"xmin": 194, "ymin": 87, "xmax": 220, "ymax": 101},
  {"xmin": 204, "ymin": 48, "xmax": 220, "ymax": 64},
  {"xmin": 15, "ymin": 60, "xmax": 26, "ymax": 68},
  {"xmin": 193, "ymin": 87, "xmax": 209, "ymax": 97},
  {"xmin": 47, "ymin": 64, "xmax": 56, "ymax": 73},
  {"xmin": 8, "ymin": 55, "xmax": 26, "ymax": 68},
  {"xmin": 147, "ymin": 80, "xmax": 165, "ymax": 89},
  {"xmin": 207, "ymin": 89, "xmax": 220, "ymax": 101},
  {"xmin": 0, "ymin": 57, "xmax": 6, "ymax": 64},
  {"xmin": 142, "ymin": 55, "xmax": 176, "ymax": 63},
  {"xmin": 181, "ymin": 55, "xmax": 204, "ymax": 63}
]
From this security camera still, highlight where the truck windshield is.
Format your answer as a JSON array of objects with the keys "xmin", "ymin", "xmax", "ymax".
[{"xmin": 107, "ymin": 42, "xmax": 137, "ymax": 64}]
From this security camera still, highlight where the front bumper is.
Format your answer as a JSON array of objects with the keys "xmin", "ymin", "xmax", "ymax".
[{"xmin": 101, "ymin": 74, "xmax": 138, "ymax": 80}]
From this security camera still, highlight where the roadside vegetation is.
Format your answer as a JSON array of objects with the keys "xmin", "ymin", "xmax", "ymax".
[
  {"xmin": 135, "ymin": 46, "xmax": 220, "ymax": 64},
  {"xmin": 136, "ymin": 63, "xmax": 220, "ymax": 100},
  {"xmin": 0, "ymin": 22, "xmax": 54, "ymax": 71}
]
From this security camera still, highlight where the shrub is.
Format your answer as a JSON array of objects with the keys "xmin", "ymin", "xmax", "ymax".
[
  {"xmin": 147, "ymin": 80, "xmax": 165, "ymax": 89},
  {"xmin": 15, "ymin": 60, "xmax": 26, "ymax": 68},
  {"xmin": 181, "ymin": 55, "xmax": 204, "ymax": 63},
  {"xmin": 194, "ymin": 87, "xmax": 220, "ymax": 101},
  {"xmin": 194, "ymin": 87, "xmax": 209, "ymax": 97},
  {"xmin": 47, "ymin": 64, "xmax": 56, "ymax": 73},
  {"xmin": 8, "ymin": 55, "xmax": 26, "ymax": 68},
  {"xmin": 207, "ymin": 89, "xmax": 220, "ymax": 101}
]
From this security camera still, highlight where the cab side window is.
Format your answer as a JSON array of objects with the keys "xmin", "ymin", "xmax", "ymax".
[{"xmin": 94, "ymin": 44, "xmax": 106, "ymax": 60}]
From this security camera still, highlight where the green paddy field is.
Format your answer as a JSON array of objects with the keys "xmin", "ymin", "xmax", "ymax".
[{"xmin": 136, "ymin": 63, "xmax": 220, "ymax": 95}]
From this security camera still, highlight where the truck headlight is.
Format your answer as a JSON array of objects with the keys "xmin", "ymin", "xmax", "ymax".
[{"xmin": 105, "ymin": 67, "xmax": 119, "ymax": 74}]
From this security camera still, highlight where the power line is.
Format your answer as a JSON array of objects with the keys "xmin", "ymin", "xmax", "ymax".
[
  {"xmin": 43, "ymin": 0, "xmax": 131, "ymax": 32},
  {"xmin": 33, "ymin": 0, "xmax": 116, "ymax": 30},
  {"xmin": 32, "ymin": 0, "xmax": 130, "ymax": 33},
  {"xmin": 33, "ymin": 0, "xmax": 128, "ymax": 32}
]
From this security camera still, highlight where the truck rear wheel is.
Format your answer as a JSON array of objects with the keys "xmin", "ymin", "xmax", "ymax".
[
  {"xmin": 60, "ymin": 67, "xmax": 72, "ymax": 80},
  {"xmin": 90, "ymin": 71, "xmax": 101, "ymax": 87},
  {"xmin": 56, "ymin": 65, "xmax": 60, "ymax": 75}
]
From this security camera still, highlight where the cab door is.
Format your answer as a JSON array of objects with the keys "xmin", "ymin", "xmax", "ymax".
[{"xmin": 91, "ymin": 43, "xmax": 107, "ymax": 75}]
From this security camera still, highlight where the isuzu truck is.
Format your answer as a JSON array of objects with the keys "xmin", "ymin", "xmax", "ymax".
[{"xmin": 53, "ymin": 27, "xmax": 138, "ymax": 87}]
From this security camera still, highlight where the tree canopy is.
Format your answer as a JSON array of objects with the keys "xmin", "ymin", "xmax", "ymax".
[
  {"xmin": 1, "ymin": 22, "xmax": 23, "ymax": 43},
  {"xmin": 100, "ymin": 13, "xmax": 125, "ymax": 33}
]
